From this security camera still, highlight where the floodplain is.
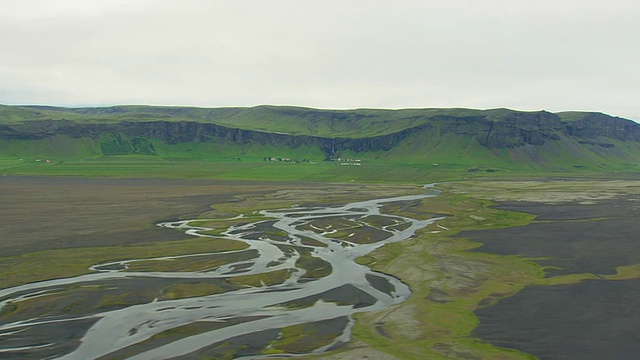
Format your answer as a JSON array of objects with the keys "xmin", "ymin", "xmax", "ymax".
[{"xmin": 1, "ymin": 175, "xmax": 640, "ymax": 359}]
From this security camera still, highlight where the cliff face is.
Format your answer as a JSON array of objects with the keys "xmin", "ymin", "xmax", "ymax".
[
  {"xmin": 428, "ymin": 111, "xmax": 564, "ymax": 149},
  {"xmin": 564, "ymin": 113, "xmax": 640, "ymax": 142},
  {"xmin": 0, "ymin": 120, "xmax": 433, "ymax": 158},
  {"xmin": 1, "ymin": 107, "xmax": 639, "ymax": 160},
  {"xmin": 475, "ymin": 112, "xmax": 564, "ymax": 148}
]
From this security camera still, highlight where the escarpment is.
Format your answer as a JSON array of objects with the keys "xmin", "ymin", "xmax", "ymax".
[{"xmin": 1, "ymin": 104, "xmax": 639, "ymax": 167}]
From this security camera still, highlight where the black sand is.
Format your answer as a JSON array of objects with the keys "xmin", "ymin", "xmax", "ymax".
[
  {"xmin": 474, "ymin": 279, "xmax": 640, "ymax": 360},
  {"xmin": 463, "ymin": 197, "xmax": 640, "ymax": 359},
  {"xmin": 459, "ymin": 198, "xmax": 640, "ymax": 276}
]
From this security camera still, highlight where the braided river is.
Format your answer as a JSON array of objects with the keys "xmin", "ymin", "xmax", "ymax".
[{"xmin": 0, "ymin": 185, "xmax": 442, "ymax": 359}]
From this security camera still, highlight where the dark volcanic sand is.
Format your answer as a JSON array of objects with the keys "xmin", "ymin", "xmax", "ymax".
[
  {"xmin": 459, "ymin": 198, "xmax": 640, "ymax": 276},
  {"xmin": 0, "ymin": 177, "xmax": 231, "ymax": 256},
  {"xmin": 461, "ymin": 197, "xmax": 640, "ymax": 359},
  {"xmin": 0, "ymin": 176, "xmax": 299, "ymax": 257},
  {"xmin": 474, "ymin": 279, "xmax": 640, "ymax": 360},
  {"xmin": 0, "ymin": 176, "xmax": 408, "ymax": 258}
]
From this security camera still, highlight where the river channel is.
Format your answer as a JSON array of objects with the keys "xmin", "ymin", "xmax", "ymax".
[{"xmin": 0, "ymin": 185, "xmax": 442, "ymax": 359}]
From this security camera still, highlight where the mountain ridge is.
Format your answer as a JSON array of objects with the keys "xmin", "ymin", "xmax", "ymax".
[
  {"xmin": 3, "ymin": 104, "xmax": 635, "ymax": 136},
  {"xmin": 1, "ymin": 104, "xmax": 639, "ymax": 173}
]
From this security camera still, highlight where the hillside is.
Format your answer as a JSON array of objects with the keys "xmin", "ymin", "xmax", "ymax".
[{"xmin": 1, "ymin": 104, "xmax": 639, "ymax": 177}]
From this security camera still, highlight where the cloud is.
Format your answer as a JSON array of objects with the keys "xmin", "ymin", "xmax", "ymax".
[
  {"xmin": 1, "ymin": 0, "xmax": 639, "ymax": 120},
  {"xmin": 2, "ymin": 0, "xmax": 151, "ymax": 19}
]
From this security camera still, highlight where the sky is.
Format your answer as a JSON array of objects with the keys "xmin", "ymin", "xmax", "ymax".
[{"xmin": 1, "ymin": 0, "xmax": 639, "ymax": 120}]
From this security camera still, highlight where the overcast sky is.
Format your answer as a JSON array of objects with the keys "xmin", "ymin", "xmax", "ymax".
[{"xmin": 1, "ymin": 0, "xmax": 639, "ymax": 120}]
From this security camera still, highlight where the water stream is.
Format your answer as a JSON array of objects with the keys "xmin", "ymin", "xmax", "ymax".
[{"xmin": 0, "ymin": 185, "xmax": 442, "ymax": 359}]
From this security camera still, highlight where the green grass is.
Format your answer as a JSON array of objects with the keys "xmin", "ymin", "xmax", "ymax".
[
  {"xmin": 3, "ymin": 154, "xmax": 634, "ymax": 184},
  {"xmin": 0, "ymin": 156, "xmax": 420, "ymax": 182},
  {"xmin": 0, "ymin": 135, "xmax": 100, "ymax": 160}
]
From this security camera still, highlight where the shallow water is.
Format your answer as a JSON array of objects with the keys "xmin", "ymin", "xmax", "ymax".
[{"xmin": 0, "ymin": 186, "xmax": 442, "ymax": 359}]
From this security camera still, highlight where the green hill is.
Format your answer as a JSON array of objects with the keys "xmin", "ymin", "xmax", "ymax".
[
  {"xmin": 2, "ymin": 104, "xmax": 596, "ymax": 136},
  {"xmin": 1, "ymin": 104, "xmax": 639, "ymax": 180}
]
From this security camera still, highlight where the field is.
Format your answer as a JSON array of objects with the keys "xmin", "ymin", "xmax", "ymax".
[
  {"xmin": 2, "ymin": 153, "xmax": 632, "ymax": 186},
  {"xmin": 1, "ymin": 174, "xmax": 640, "ymax": 359}
]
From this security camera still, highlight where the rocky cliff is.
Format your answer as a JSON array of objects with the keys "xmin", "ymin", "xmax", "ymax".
[{"xmin": 0, "ymin": 105, "xmax": 638, "ymax": 162}]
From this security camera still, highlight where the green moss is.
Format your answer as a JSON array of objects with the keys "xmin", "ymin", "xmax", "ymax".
[
  {"xmin": 160, "ymin": 282, "xmax": 226, "ymax": 300},
  {"xmin": 266, "ymin": 319, "xmax": 346, "ymax": 354},
  {"xmin": 0, "ymin": 237, "xmax": 247, "ymax": 289},
  {"xmin": 228, "ymin": 269, "xmax": 293, "ymax": 287},
  {"xmin": 295, "ymin": 248, "xmax": 332, "ymax": 279}
]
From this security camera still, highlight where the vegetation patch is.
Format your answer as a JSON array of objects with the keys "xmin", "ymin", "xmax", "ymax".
[
  {"xmin": 298, "ymin": 235, "xmax": 328, "ymax": 248},
  {"xmin": 295, "ymin": 247, "xmax": 333, "ymax": 279},
  {"xmin": 228, "ymin": 269, "xmax": 294, "ymax": 287},
  {"xmin": 266, "ymin": 317, "xmax": 349, "ymax": 354},
  {"xmin": 101, "ymin": 316, "xmax": 270, "ymax": 359},
  {"xmin": 325, "ymin": 225, "xmax": 392, "ymax": 244},
  {"xmin": 0, "ymin": 237, "xmax": 247, "ymax": 289}
]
